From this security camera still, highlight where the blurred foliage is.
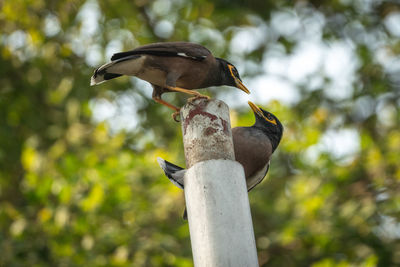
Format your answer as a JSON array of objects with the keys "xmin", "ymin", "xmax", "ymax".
[{"xmin": 1, "ymin": 0, "xmax": 400, "ymax": 266}]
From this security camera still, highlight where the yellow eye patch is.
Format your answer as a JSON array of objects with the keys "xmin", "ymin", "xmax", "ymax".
[
  {"xmin": 228, "ymin": 65, "xmax": 250, "ymax": 94},
  {"xmin": 228, "ymin": 65, "xmax": 237, "ymax": 79}
]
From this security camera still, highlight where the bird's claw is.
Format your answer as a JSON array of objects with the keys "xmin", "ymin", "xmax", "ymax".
[
  {"xmin": 188, "ymin": 94, "xmax": 210, "ymax": 103},
  {"xmin": 172, "ymin": 111, "xmax": 181, "ymax": 122}
]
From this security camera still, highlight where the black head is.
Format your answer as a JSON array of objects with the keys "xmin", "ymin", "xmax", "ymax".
[
  {"xmin": 248, "ymin": 101, "xmax": 283, "ymax": 152},
  {"xmin": 216, "ymin": 58, "xmax": 250, "ymax": 94}
]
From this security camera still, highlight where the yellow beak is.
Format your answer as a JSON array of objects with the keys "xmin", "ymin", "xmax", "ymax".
[
  {"xmin": 248, "ymin": 101, "xmax": 263, "ymax": 116},
  {"xmin": 234, "ymin": 78, "xmax": 250, "ymax": 94}
]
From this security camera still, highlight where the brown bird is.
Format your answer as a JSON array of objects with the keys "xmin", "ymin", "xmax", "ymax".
[
  {"xmin": 157, "ymin": 101, "xmax": 283, "ymax": 218},
  {"xmin": 90, "ymin": 42, "xmax": 249, "ymax": 120}
]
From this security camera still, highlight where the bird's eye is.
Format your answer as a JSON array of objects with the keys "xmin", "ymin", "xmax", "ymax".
[
  {"xmin": 264, "ymin": 113, "xmax": 277, "ymax": 125},
  {"xmin": 228, "ymin": 64, "xmax": 243, "ymax": 82}
]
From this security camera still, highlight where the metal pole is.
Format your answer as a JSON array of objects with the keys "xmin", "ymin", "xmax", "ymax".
[{"xmin": 180, "ymin": 98, "xmax": 259, "ymax": 267}]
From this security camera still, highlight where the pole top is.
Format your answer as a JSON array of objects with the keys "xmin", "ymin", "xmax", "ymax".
[{"xmin": 180, "ymin": 98, "xmax": 235, "ymax": 168}]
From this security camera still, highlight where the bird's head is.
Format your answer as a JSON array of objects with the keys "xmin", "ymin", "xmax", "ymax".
[
  {"xmin": 216, "ymin": 58, "xmax": 250, "ymax": 94},
  {"xmin": 248, "ymin": 101, "xmax": 283, "ymax": 151}
]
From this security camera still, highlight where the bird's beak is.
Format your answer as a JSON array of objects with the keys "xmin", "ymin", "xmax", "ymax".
[
  {"xmin": 248, "ymin": 101, "xmax": 277, "ymax": 125},
  {"xmin": 248, "ymin": 101, "xmax": 263, "ymax": 117},
  {"xmin": 234, "ymin": 78, "xmax": 250, "ymax": 94}
]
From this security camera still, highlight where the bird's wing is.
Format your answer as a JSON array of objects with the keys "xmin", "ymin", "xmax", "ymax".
[
  {"xmin": 157, "ymin": 157, "xmax": 185, "ymax": 189},
  {"xmin": 247, "ymin": 161, "xmax": 270, "ymax": 192},
  {"xmin": 111, "ymin": 42, "xmax": 211, "ymax": 61}
]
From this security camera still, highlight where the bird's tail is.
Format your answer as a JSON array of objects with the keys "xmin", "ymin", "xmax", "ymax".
[
  {"xmin": 90, "ymin": 62, "xmax": 123, "ymax": 85},
  {"xmin": 157, "ymin": 157, "xmax": 185, "ymax": 189},
  {"xmin": 157, "ymin": 157, "xmax": 188, "ymax": 220},
  {"xmin": 183, "ymin": 208, "xmax": 188, "ymax": 220},
  {"xmin": 90, "ymin": 54, "xmax": 143, "ymax": 86}
]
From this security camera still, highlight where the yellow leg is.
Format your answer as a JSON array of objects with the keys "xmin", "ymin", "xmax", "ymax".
[
  {"xmin": 152, "ymin": 96, "xmax": 181, "ymax": 122},
  {"xmin": 165, "ymin": 85, "xmax": 209, "ymax": 98},
  {"xmin": 153, "ymin": 97, "xmax": 180, "ymax": 111}
]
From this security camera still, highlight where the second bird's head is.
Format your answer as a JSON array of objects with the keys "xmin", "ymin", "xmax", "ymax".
[
  {"xmin": 248, "ymin": 101, "xmax": 284, "ymax": 151},
  {"xmin": 216, "ymin": 58, "xmax": 250, "ymax": 94}
]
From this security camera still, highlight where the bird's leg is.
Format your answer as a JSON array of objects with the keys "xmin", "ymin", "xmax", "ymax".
[
  {"xmin": 152, "ymin": 95, "xmax": 181, "ymax": 122},
  {"xmin": 164, "ymin": 85, "xmax": 210, "ymax": 99},
  {"xmin": 164, "ymin": 73, "xmax": 208, "ymax": 98},
  {"xmin": 165, "ymin": 85, "xmax": 210, "ymax": 104},
  {"xmin": 165, "ymin": 74, "xmax": 209, "ymax": 102},
  {"xmin": 152, "ymin": 85, "xmax": 182, "ymax": 121},
  {"xmin": 152, "ymin": 96, "xmax": 179, "ymax": 111}
]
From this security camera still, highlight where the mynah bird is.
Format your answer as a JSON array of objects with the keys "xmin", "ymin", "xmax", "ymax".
[
  {"xmin": 90, "ymin": 42, "xmax": 249, "ymax": 120},
  {"xmin": 157, "ymin": 101, "xmax": 283, "ymax": 218}
]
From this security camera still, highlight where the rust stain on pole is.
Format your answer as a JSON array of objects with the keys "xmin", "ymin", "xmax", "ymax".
[{"xmin": 180, "ymin": 98, "xmax": 235, "ymax": 168}]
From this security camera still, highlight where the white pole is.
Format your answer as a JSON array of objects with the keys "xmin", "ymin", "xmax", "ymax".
[{"xmin": 180, "ymin": 98, "xmax": 259, "ymax": 267}]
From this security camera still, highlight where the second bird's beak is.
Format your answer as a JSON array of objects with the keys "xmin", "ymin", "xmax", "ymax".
[
  {"xmin": 248, "ymin": 101, "xmax": 263, "ymax": 117},
  {"xmin": 234, "ymin": 78, "xmax": 250, "ymax": 94}
]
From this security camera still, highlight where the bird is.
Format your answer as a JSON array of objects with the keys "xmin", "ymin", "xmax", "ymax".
[
  {"xmin": 90, "ymin": 42, "xmax": 250, "ymax": 120},
  {"xmin": 157, "ymin": 101, "xmax": 283, "ymax": 219}
]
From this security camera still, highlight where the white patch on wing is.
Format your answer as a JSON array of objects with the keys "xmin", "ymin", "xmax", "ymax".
[{"xmin": 176, "ymin": 52, "xmax": 206, "ymax": 60}]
